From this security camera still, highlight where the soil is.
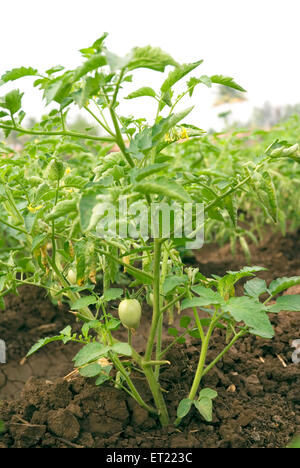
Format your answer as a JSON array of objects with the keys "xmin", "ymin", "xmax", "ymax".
[{"xmin": 0, "ymin": 230, "xmax": 300, "ymax": 448}]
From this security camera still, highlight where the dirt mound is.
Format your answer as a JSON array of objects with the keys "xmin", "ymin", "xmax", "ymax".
[
  {"xmin": 1, "ymin": 231, "xmax": 300, "ymax": 448},
  {"xmin": 1, "ymin": 310, "xmax": 299, "ymax": 448}
]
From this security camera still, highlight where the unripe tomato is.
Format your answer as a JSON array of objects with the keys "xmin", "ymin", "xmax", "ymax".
[
  {"xmin": 46, "ymin": 159, "xmax": 65, "ymax": 181},
  {"xmin": 146, "ymin": 292, "xmax": 154, "ymax": 306},
  {"xmin": 118, "ymin": 299, "xmax": 141, "ymax": 330},
  {"xmin": 67, "ymin": 269, "xmax": 77, "ymax": 285}
]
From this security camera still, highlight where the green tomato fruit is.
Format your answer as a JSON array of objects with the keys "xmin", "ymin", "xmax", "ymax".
[
  {"xmin": 46, "ymin": 159, "xmax": 65, "ymax": 181},
  {"xmin": 118, "ymin": 299, "xmax": 141, "ymax": 330},
  {"xmin": 67, "ymin": 269, "xmax": 77, "ymax": 285},
  {"xmin": 146, "ymin": 292, "xmax": 154, "ymax": 306}
]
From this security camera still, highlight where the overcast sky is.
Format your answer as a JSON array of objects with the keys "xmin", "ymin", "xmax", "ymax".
[{"xmin": 0, "ymin": 0, "xmax": 299, "ymax": 130}]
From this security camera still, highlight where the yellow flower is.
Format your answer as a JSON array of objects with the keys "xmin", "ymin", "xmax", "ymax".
[
  {"xmin": 28, "ymin": 204, "xmax": 43, "ymax": 213},
  {"xmin": 65, "ymin": 167, "xmax": 71, "ymax": 174},
  {"xmin": 180, "ymin": 127, "xmax": 189, "ymax": 140}
]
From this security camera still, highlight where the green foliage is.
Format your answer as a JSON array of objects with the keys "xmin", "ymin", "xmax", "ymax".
[{"xmin": 0, "ymin": 34, "xmax": 299, "ymax": 430}]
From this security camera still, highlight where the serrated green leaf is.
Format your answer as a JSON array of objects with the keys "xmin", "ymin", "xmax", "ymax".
[
  {"xmin": 135, "ymin": 177, "xmax": 192, "ymax": 203},
  {"xmin": 191, "ymin": 285, "xmax": 224, "ymax": 304},
  {"xmin": 125, "ymin": 87, "xmax": 156, "ymax": 100},
  {"xmin": 26, "ymin": 335, "xmax": 66, "ymax": 357},
  {"xmin": 168, "ymin": 327, "xmax": 178, "ymax": 337},
  {"xmin": 161, "ymin": 61, "xmax": 203, "ymax": 93},
  {"xmin": 73, "ymin": 54, "xmax": 106, "ymax": 81},
  {"xmin": 1, "ymin": 67, "xmax": 38, "ymax": 85},
  {"xmin": 268, "ymin": 276, "xmax": 300, "ymax": 297},
  {"xmin": 103, "ymin": 288, "xmax": 123, "ymax": 301},
  {"xmin": 180, "ymin": 316, "xmax": 191, "ymax": 328},
  {"xmin": 110, "ymin": 342, "xmax": 132, "ymax": 356},
  {"xmin": 0, "ymin": 89, "xmax": 23, "ymax": 114},
  {"xmin": 132, "ymin": 163, "xmax": 169, "ymax": 182},
  {"xmin": 79, "ymin": 362, "xmax": 103, "ymax": 377},
  {"xmin": 210, "ymin": 75, "xmax": 246, "ymax": 92},
  {"xmin": 73, "ymin": 342, "xmax": 109, "ymax": 367},
  {"xmin": 224, "ymin": 195, "xmax": 237, "ymax": 227},
  {"xmin": 46, "ymin": 199, "xmax": 77, "ymax": 221},
  {"xmin": 71, "ymin": 295, "xmax": 97, "ymax": 310},
  {"xmin": 152, "ymin": 107, "xmax": 194, "ymax": 142},
  {"xmin": 244, "ymin": 278, "xmax": 267, "ymax": 299},
  {"xmin": 181, "ymin": 297, "xmax": 215, "ymax": 310},
  {"xmin": 224, "ymin": 296, "xmax": 274, "ymax": 338},
  {"xmin": 127, "ymin": 46, "xmax": 178, "ymax": 72},
  {"xmin": 31, "ymin": 233, "xmax": 48, "ymax": 251},
  {"xmin": 64, "ymin": 175, "xmax": 87, "ymax": 188},
  {"xmin": 163, "ymin": 275, "xmax": 188, "ymax": 295},
  {"xmin": 268, "ymin": 295, "xmax": 300, "ymax": 313}
]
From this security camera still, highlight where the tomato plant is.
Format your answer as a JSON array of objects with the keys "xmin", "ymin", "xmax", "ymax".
[{"xmin": 0, "ymin": 35, "xmax": 300, "ymax": 427}]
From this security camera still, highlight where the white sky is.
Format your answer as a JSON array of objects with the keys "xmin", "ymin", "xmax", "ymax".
[{"xmin": 0, "ymin": 0, "xmax": 299, "ymax": 131}]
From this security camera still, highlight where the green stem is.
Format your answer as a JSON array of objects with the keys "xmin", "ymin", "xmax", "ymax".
[
  {"xmin": 155, "ymin": 243, "xmax": 169, "ymax": 379},
  {"xmin": 201, "ymin": 329, "xmax": 247, "ymax": 379},
  {"xmin": 95, "ymin": 247, "xmax": 153, "ymax": 282},
  {"xmin": 145, "ymin": 238, "xmax": 162, "ymax": 361},
  {"xmin": 142, "ymin": 238, "xmax": 170, "ymax": 426},
  {"xmin": 109, "ymin": 107, "xmax": 134, "ymax": 168},
  {"xmin": 109, "ymin": 352, "xmax": 156, "ymax": 415},
  {"xmin": 47, "ymin": 255, "xmax": 94, "ymax": 320},
  {"xmin": 160, "ymin": 291, "xmax": 186, "ymax": 314},
  {"xmin": 142, "ymin": 366, "xmax": 169, "ymax": 426},
  {"xmin": 128, "ymin": 329, "xmax": 132, "ymax": 347},
  {"xmin": 0, "ymin": 123, "xmax": 115, "ymax": 143},
  {"xmin": 0, "ymin": 218, "xmax": 27, "ymax": 234},
  {"xmin": 84, "ymin": 105, "xmax": 115, "ymax": 136}
]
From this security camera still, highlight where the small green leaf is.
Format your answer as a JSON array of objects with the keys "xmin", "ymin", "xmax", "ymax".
[
  {"xmin": 132, "ymin": 163, "xmax": 169, "ymax": 182},
  {"xmin": 168, "ymin": 327, "xmax": 178, "ymax": 337},
  {"xmin": 71, "ymin": 295, "xmax": 97, "ymax": 310},
  {"xmin": 177, "ymin": 398, "xmax": 193, "ymax": 419},
  {"xmin": 103, "ymin": 288, "xmax": 123, "ymax": 302},
  {"xmin": 79, "ymin": 362, "xmax": 103, "ymax": 377},
  {"xmin": 31, "ymin": 233, "xmax": 48, "ymax": 251},
  {"xmin": 180, "ymin": 316, "xmax": 191, "ymax": 328},
  {"xmin": 194, "ymin": 397, "xmax": 213, "ymax": 422},
  {"xmin": 110, "ymin": 342, "xmax": 132, "ymax": 356},
  {"xmin": 191, "ymin": 285, "xmax": 224, "ymax": 305},
  {"xmin": 0, "ymin": 89, "xmax": 23, "ymax": 114},
  {"xmin": 26, "ymin": 335, "xmax": 67, "ymax": 357},
  {"xmin": 199, "ymin": 388, "xmax": 218, "ymax": 400},
  {"xmin": 95, "ymin": 365, "xmax": 112, "ymax": 385}
]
